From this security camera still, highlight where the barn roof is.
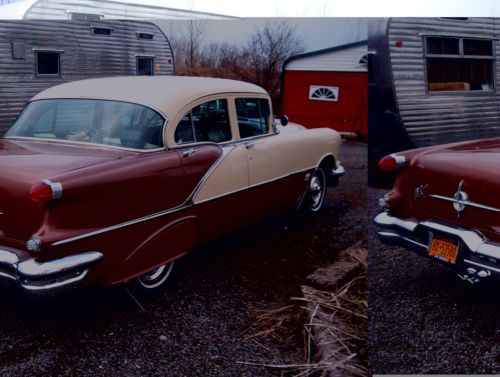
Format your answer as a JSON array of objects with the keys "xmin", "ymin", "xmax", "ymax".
[{"xmin": 283, "ymin": 40, "xmax": 368, "ymax": 73}]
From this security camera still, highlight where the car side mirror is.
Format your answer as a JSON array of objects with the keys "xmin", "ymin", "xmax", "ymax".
[{"xmin": 279, "ymin": 115, "xmax": 289, "ymax": 126}]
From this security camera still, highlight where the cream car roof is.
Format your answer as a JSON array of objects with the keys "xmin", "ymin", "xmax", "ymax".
[{"xmin": 32, "ymin": 76, "xmax": 268, "ymax": 120}]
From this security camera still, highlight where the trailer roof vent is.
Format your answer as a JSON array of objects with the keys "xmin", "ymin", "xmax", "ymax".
[
  {"xmin": 70, "ymin": 12, "xmax": 102, "ymax": 21},
  {"xmin": 92, "ymin": 27, "xmax": 113, "ymax": 36},
  {"xmin": 137, "ymin": 32, "xmax": 154, "ymax": 40}
]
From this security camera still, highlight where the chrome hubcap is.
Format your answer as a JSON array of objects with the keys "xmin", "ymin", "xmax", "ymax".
[
  {"xmin": 141, "ymin": 265, "xmax": 167, "ymax": 282},
  {"xmin": 309, "ymin": 170, "xmax": 325, "ymax": 211},
  {"xmin": 138, "ymin": 261, "xmax": 174, "ymax": 289}
]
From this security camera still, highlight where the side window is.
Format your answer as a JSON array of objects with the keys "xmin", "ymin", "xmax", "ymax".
[
  {"xmin": 174, "ymin": 99, "xmax": 231, "ymax": 144},
  {"xmin": 235, "ymin": 98, "xmax": 271, "ymax": 139}
]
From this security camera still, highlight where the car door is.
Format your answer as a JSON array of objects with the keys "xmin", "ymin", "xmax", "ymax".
[
  {"xmin": 170, "ymin": 97, "xmax": 249, "ymax": 204},
  {"xmin": 234, "ymin": 96, "xmax": 307, "ymax": 213}
]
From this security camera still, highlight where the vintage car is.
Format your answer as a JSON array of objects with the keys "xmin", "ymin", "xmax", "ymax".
[
  {"xmin": 374, "ymin": 139, "xmax": 500, "ymax": 284},
  {"xmin": 0, "ymin": 76, "xmax": 345, "ymax": 294}
]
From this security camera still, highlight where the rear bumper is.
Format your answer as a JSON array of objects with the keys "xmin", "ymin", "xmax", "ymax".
[
  {"xmin": 0, "ymin": 247, "xmax": 103, "ymax": 295},
  {"xmin": 374, "ymin": 211, "xmax": 500, "ymax": 279}
]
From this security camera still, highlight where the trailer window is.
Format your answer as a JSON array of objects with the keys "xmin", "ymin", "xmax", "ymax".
[
  {"xmin": 425, "ymin": 37, "xmax": 494, "ymax": 92},
  {"xmin": 137, "ymin": 57, "xmax": 154, "ymax": 76},
  {"xmin": 36, "ymin": 52, "xmax": 61, "ymax": 76}
]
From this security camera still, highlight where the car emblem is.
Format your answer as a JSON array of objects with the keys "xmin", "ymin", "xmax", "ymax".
[{"xmin": 452, "ymin": 180, "xmax": 468, "ymax": 218}]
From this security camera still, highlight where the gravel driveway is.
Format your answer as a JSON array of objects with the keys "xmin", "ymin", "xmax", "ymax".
[
  {"xmin": 368, "ymin": 187, "xmax": 500, "ymax": 374},
  {"xmin": 0, "ymin": 141, "xmax": 367, "ymax": 377}
]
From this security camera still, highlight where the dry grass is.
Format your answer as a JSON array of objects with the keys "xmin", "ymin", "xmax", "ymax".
[{"xmin": 240, "ymin": 263, "xmax": 368, "ymax": 377}]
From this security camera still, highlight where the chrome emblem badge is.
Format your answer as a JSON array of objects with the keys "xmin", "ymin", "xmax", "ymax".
[{"xmin": 452, "ymin": 180, "xmax": 468, "ymax": 217}]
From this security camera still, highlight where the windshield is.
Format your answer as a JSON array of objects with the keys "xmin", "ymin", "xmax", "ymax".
[{"xmin": 6, "ymin": 99, "xmax": 165, "ymax": 150}]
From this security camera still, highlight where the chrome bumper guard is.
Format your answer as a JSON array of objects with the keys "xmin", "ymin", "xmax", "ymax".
[
  {"xmin": 332, "ymin": 164, "xmax": 346, "ymax": 177},
  {"xmin": 327, "ymin": 164, "xmax": 345, "ymax": 187},
  {"xmin": 374, "ymin": 211, "xmax": 500, "ymax": 279},
  {"xmin": 0, "ymin": 248, "xmax": 103, "ymax": 293}
]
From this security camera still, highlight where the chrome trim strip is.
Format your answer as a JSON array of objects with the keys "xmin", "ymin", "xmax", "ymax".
[
  {"xmin": 42, "ymin": 179, "xmax": 63, "ymax": 200},
  {"xmin": 193, "ymin": 166, "xmax": 315, "ymax": 205},
  {"xmin": 0, "ymin": 272, "xmax": 16, "ymax": 281},
  {"xmin": 390, "ymin": 154, "xmax": 406, "ymax": 168},
  {"xmin": 429, "ymin": 194, "xmax": 500, "ymax": 213},
  {"xmin": 52, "ymin": 204, "xmax": 189, "ymax": 246}
]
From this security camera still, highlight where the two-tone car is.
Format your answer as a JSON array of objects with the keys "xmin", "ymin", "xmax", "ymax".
[
  {"xmin": 0, "ymin": 76, "xmax": 345, "ymax": 294},
  {"xmin": 374, "ymin": 139, "xmax": 500, "ymax": 284}
]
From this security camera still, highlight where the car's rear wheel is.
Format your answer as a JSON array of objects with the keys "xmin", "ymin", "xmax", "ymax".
[
  {"xmin": 305, "ymin": 168, "xmax": 326, "ymax": 212},
  {"xmin": 136, "ymin": 261, "xmax": 175, "ymax": 291}
]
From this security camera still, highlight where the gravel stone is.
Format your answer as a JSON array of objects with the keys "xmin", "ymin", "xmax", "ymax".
[{"xmin": 368, "ymin": 186, "xmax": 500, "ymax": 374}]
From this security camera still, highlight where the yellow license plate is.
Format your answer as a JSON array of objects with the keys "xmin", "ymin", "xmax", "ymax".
[{"xmin": 429, "ymin": 237, "xmax": 459, "ymax": 264}]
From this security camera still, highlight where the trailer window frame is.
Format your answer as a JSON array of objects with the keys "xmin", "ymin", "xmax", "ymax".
[
  {"xmin": 91, "ymin": 26, "xmax": 113, "ymax": 36},
  {"xmin": 136, "ymin": 56, "xmax": 156, "ymax": 76},
  {"xmin": 423, "ymin": 36, "xmax": 496, "ymax": 94},
  {"xmin": 34, "ymin": 50, "xmax": 63, "ymax": 77}
]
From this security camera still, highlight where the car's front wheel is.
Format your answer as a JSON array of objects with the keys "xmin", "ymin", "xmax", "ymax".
[
  {"xmin": 305, "ymin": 168, "xmax": 326, "ymax": 212},
  {"xmin": 135, "ymin": 261, "xmax": 175, "ymax": 291}
]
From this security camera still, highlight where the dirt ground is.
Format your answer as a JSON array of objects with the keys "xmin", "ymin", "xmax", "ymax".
[
  {"xmin": 368, "ymin": 186, "xmax": 500, "ymax": 374},
  {"xmin": 0, "ymin": 141, "xmax": 367, "ymax": 377}
]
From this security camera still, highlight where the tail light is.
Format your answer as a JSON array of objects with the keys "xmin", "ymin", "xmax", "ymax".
[
  {"xmin": 29, "ymin": 179, "xmax": 63, "ymax": 204},
  {"xmin": 378, "ymin": 154, "xmax": 406, "ymax": 172}
]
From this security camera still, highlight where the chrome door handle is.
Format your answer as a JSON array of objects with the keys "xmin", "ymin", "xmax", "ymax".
[
  {"xmin": 244, "ymin": 142, "xmax": 254, "ymax": 149},
  {"xmin": 182, "ymin": 148, "xmax": 197, "ymax": 158}
]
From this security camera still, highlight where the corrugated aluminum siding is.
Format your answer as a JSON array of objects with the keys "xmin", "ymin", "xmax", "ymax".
[
  {"xmin": 285, "ymin": 44, "xmax": 367, "ymax": 72},
  {"xmin": 388, "ymin": 17, "xmax": 500, "ymax": 147},
  {"xmin": 0, "ymin": 19, "xmax": 174, "ymax": 134},
  {"xmin": 21, "ymin": 0, "xmax": 229, "ymax": 20}
]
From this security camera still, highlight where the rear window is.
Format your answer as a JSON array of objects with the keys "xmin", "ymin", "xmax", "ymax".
[{"xmin": 6, "ymin": 99, "xmax": 165, "ymax": 150}]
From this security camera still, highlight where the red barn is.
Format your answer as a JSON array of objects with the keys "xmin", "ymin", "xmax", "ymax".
[{"xmin": 281, "ymin": 41, "xmax": 368, "ymax": 139}]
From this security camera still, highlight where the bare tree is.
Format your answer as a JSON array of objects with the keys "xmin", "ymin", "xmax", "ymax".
[
  {"xmin": 238, "ymin": 21, "xmax": 306, "ymax": 109},
  {"xmin": 170, "ymin": 20, "xmax": 306, "ymax": 110},
  {"xmin": 186, "ymin": 20, "xmax": 206, "ymax": 74},
  {"xmin": 163, "ymin": 20, "xmax": 206, "ymax": 76}
]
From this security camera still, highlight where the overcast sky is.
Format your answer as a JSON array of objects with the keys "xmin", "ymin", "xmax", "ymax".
[
  {"xmin": 2, "ymin": 0, "xmax": 500, "ymax": 16},
  {"xmin": 116, "ymin": 0, "xmax": 500, "ymax": 17},
  {"xmin": 156, "ymin": 18, "xmax": 366, "ymax": 53}
]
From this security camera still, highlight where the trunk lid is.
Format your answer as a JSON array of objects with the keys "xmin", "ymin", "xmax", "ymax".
[
  {"xmin": 0, "ymin": 138, "xmax": 124, "ymax": 244},
  {"xmin": 407, "ymin": 139, "xmax": 500, "ymax": 241}
]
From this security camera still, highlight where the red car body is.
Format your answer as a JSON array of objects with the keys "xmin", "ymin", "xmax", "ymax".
[
  {"xmin": 0, "ymin": 76, "xmax": 344, "ymax": 294},
  {"xmin": 374, "ymin": 138, "xmax": 500, "ymax": 283}
]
